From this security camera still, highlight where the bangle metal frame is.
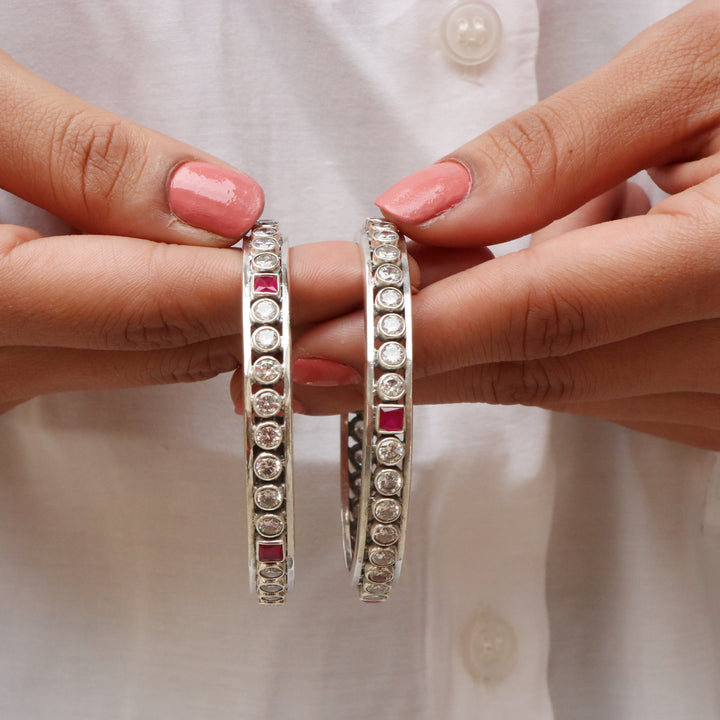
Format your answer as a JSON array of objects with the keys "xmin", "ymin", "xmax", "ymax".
[
  {"xmin": 341, "ymin": 218, "xmax": 413, "ymax": 602},
  {"xmin": 243, "ymin": 220, "xmax": 294, "ymax": 604}
]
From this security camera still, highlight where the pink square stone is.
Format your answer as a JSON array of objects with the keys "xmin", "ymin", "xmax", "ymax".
[
  {"xmin": 258, "ymin": 542, "xmax": 284, "ymax": 562},
  {"xmin": 378, "ymin": 405, "xmax": 404, "ymax": 433},
  {"xmin": 254, "ymin": 274, "xmax": 279, "ymax": 294}
]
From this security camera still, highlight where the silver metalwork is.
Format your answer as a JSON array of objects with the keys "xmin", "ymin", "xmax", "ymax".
[
  {"xmin": 243, "ymin": 220, "xmax": 294, "ymax": 604},
  {"xmin": 340, "ymin": 218, "xmax": 413, "ymax": 602}
]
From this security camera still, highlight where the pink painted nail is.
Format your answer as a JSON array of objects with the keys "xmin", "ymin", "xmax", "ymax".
[
  {"xmin": 375, "ymin": 161, "xmax": 471, "ymax": 224},
  {"xmin": 168, "ymin": 161, "xmax": 264, "ymax": 238},
  {"xmin": 292, "ymin": 358, "xmax": 362, "ymax": 387}
]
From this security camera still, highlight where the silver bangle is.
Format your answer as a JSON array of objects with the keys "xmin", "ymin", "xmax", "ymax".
[
  {"xmin": 340, "ymin": 218, "xmax": 413, "ymax": 602},
  {"xmin": 243, "ymin": 220, "xmax": 294, "ymax": 604}
]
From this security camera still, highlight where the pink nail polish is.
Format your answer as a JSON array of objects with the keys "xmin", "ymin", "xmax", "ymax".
[
  {"xmin": 375, "ymin": 161, "xmax": 471, "ymax": 224},
  {"xmin": 292, "ymin": 358, "xmax": 362, "ymax": 387},
  {"xmin": 168, "ymin": 161, "xmax": 264, "ymax": 238}
]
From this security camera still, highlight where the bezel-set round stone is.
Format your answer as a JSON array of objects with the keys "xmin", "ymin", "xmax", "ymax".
[
  {"xmin": 373, "ymin": 498, "xmax": 402, "ymax": 523},
  {"xmin": 372, "ymin": 244, "xmax": 401, "ymax": 264},
  {"xmin": 377, "ymin": 313, "xmax": 405, "ymax": 339},
  {"xmin": 377, "ymin": 373, "xmax": 405, "ymax": 401},
  {"xmin": 375, "ymin": 287, "xmax": 404, "ymax": 311},
  {"xmin": 258, "ymin": 564, "xmax": 285, "ymax": 579},
  {"xmin": 373, "ymin": 263, "xmax": 403, "ymax": 286},
  {"xmin": 371, "ymin": 522, "xmax": 400, "ymax": 546},
  {"xmin": 365, "ymin": 564, "xmax": 394, "ymax": 584},
  {"xmin": 252, "ymin": 389, "xmax": 283, "ymax": 417},
  {"xmin": 252, "ymin": 326, "xmax": 281, "ymax": 353},
  {"xmin": 378, "ymin": 341, "xmax": 406, "ymax": 369},
  {"xmin": 376, "ymin": 437, "xmax": 405, "ymax": 464},
  {"xmin": 251, "ymin": 356, "xmax": 282, "ymax": 385},
  {"xmin": 368, "ymin": 546, "xmax": 396, "ymax": 566},
  {"xmin": 371, "ymin": 228, "xmax": 399, "ymax": 243},
  {"xmin": 374, "ymin": 468, "xmax": 403, "ymax": 495},
  {"xmin": 254, "ymin": 484, "xmax": 284, "ymax": 511},
  {"xmin": 254, "ymin": 421, "xmax": 283, "ymax": 450},
  {"xmin": 363, "ymin": 582, "xmax": 391, "ymax": 595},
  {"xmin": 250, "ymin": 298, "xmax": 280, "ymax": 324},
  {"xmin": 254, "ymin": 452, "xmax": 283, "ymax": 481},
  {"xmin": 252, "ymin": 252, "xmax": 280, "ymax": 272},
  {"xmin": 256, "ymin": 513, "xmax": 285, "ymax": 538},
  {"xmin": 251, "ymin": 234, "xmax": 280, "ymax": 252}
]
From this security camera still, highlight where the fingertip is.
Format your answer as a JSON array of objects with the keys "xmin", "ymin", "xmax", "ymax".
[
  {"xmin": 167, "ymin": 161, "xmax": 264, "ymax": 241},
  {"xmin": 374, "ymin": 161, "xmax": 472, "ymax": 226}
]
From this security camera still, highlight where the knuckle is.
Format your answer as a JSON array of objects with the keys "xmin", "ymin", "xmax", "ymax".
[
  {"xmin": 95, "ymin": 244, "xmax": 212, "ymax": 350},
  {"xmin": 152, "ymin": 340, "xmax": 241, "ymax": 385},
  {"xmin": 483, "ymin": 358, "xmax": 578, "ymax": 406},
  {"xmin": 481, "ymin": 99, "xmax": 586, "ymax": 192},
  {"xmin": 51, "ymin": 110, "xmax": 143, "ymax": 217},
  {"xmin": 517, "ymin": 281, "xmax": 590, "ymax": 359}
]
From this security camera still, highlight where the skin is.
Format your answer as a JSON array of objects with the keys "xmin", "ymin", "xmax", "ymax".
[
  {"xmin": 288, "ymin": 0, "xmax": 720, "ymax": 451},
  {"xmin": 0, "ymin": 50, "xmax": 475, "ymax": 415}
]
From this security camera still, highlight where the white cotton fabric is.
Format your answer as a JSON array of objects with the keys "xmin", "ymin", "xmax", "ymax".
[{"xmin": 0, "ymin": 1, "xmax": 718, "ymax": 719}]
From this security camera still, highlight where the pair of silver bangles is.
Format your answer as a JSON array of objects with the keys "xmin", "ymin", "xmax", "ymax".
[{"xmin": 242, "ymin": 218, "xmax": 413, "ymax": 605}]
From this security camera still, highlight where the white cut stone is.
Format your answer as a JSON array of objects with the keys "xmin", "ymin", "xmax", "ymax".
[
  {"xmin": 254, "ymin": 452, "xmax": 283, "ymax": 481},
  {"xmin": 373, "ymin": 244, "xmax": 401, "ymax": 264},
  {"xmin": 373, "ymin": 498, "xmax": 402, "ymax": 523},
  {"xmin": 252, "ymin": 252, "xmax": 280, "ymax": 272},
  {"xmin": 378, "ymin": 342, "xmax": 406, "ymax": 369},
  {"xmin": 368, "ymin": 546, "xmax": 396, "ymax": 566},
  {"xmin": 365, "ymin": 565, "xmax": 393, "ymax": 584},
  {"xmin": 377, "ymin": 373, "xmax": 405, "ymax": 401},
  {"xmin": 371, "ymin": 228, "xmax": 399, "ymax": 243},
  {"xmin": 376, "ymin": 287, "xmax": 404, "ymax": 311},
  {"xmin": 256, "ymin": 513, "xmax": 285, "ymax": 538},
  {"xmin": 259, "ymin": 582, "xmax": 285, "ymax": 594},
  {"xmin": 252, "ymin": 356, "xmax": 282, "ymax": 385},
  {"xmin": 377, "ymin": 313, "xmax": 405, "ymax": 339},
  {"xmin": 371, "ymin": 522, "xmax": 400, "ymax": 546},
  {"xmin": 363, "ymin": 581, "xmax": 391, "ymax": 595},
  {"xmin": 250, "ymin": 298, "xmax": 280, "ymax": 324},
  {"xmin": 252, "ymin": 326, "xmax": 281, "ymax": 353},
  {"xmin": 251, "ymin": 235, "xmax": 280, "ymax": 252},
  {"xmin": 376, "ymin": 437, "xmax": 405, "ymax": 464},
  {"xmin": 374, "ymin": 468, "xmax": 403, "ymax": 495},
  {"xmin": 254, "ymin": 484, "xmax": 284, "ymax": 511},
  {"xmin": 374, "ymin": 263, "xmax": 402, "ymax": 286},
  {"xmin": 254, "ymin": 421, "xmax": 283, "ymax": 450},
  {"xmin": 252, "ymin": 390, "xmax": 283, "ymax": 417},
  {"xmin": 258, "ymin": 565, "xmax": 285, "ymax": 579}
]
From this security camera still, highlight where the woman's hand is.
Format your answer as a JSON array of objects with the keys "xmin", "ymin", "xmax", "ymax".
[
  {"xmin": 291, "ymin": 0, "xmax": 720, "ymax": 450},
  {"xmin": 0, "ymin": 49, "xmax": 268, "ymax": 413}
]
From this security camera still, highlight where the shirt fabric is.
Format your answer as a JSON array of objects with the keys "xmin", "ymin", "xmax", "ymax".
[{"xmin": 0, "ymin": 1, "xmax": 718, "ymax": 718}]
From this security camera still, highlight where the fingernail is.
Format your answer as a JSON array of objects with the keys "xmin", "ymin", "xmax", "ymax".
[
  {"xmin": 375, "ymin": 161, "xmax": 471, "ymax": 224},
  {"xmin": 168, "ymin": 161, "xmax": 264, "ymax": 238},
  {"xmin": 292, "ymin": 358, "xmax": 362, "ymax": 387}
]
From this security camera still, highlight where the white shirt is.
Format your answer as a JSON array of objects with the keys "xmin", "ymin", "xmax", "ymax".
[{"xmin": 0, "ymin": 1, "xmax": 718, "ymax": 718}]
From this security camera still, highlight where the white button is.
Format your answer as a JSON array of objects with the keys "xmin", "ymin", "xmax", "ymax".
[
  {"xmin": 462, "ymin": 608, "xmax": 517, "ymax": 687},
  {"xmin": 441, "ymin": 2, "xmax": 502, "ymax": 66}
]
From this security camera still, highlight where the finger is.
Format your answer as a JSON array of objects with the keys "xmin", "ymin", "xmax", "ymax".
[
  {"xmin": 0, "ymin": 335, "xmax": 242, "ymax": 408},
  {"xmin": 401, "ymin": 318, "xmax": 720, "ymax": 407},
  {"xmin": 611, "ymin": 420, "xmax": 720, "ymax": 451},
  {"xmin": 0, "ymin": 51, "xmax": 263, "ymax": 245},
  {"xmin": 0, "ymin": 233, "xmax": 375, "ymax": 350},
  {"xmin": 407, "ymin": 242, "xmax": 493, "ymax": 286},
  {"xmin": 551, "ymin": 392, "xmax": 720, "ymax": 430},
  {"xmin": 374, "ymin": 1, "xmax": 720, "ymax": 245},
  {"xmin": 531, "ymin": 182, "xmax": 650, "ymax": 245}
]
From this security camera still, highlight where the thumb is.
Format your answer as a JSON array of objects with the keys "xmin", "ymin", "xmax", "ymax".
[
  {"xmin": 375, "ymin": 0, "xmax": 720, "ymax": 246},
  {"xmin": 0, "ymin": 50, "xmax": 263, "ymax": 246}
]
